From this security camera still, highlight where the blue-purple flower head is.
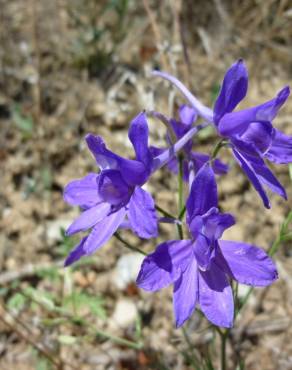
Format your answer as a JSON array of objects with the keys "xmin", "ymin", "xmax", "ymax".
[
  {"xmin": 153, "ymin": 61, "xmax": 291, "ymax": 208},
  {"xmin": 137, "ymin": 164, "xmax": 278, "ymax": 328},
  {"xmin": 150, "ymin": 105, "xmax": 228, "ymax": 181},
  {"xmin": 63, "ymin": 112, "xmax": 158, "ymax": 266}
]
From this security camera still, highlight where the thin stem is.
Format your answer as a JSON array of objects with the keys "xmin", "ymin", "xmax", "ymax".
[
  {"xmin": 220, "ymin": 330, "xmax": 228, "ymax": 370},
  {"xmin": 152, "ymin": 123, "xmax": 208, "ymax": 172},
  {"xmin": 94, "ymin": 328, "xmax": 143, "ymax": 350},
  {"xmin": 211, "ymin": 139, "xmax": 228, "ymax": 160},
  {"xmin": 179, "ymin": 205, "xmax": 186, "ymax": 220},
  {"xmin": 178, "ymin": 155, "xmax": 184, "ymax": 212},
  {"xmin": 155, "ymin": 205, "xmax": 176, "ymax": 219},
  {"xmin": 16, "ymin": 287, "xmax": 143, "ymax": 351},
  {"xmin": 114, "ymin": 233, "xmax": 147, "ymax": 256},
  {"xmin": 177, "ymin": 155, "xmax": 184, "ymax": 240},
  {"xmin": 146, "ymin": 110, "xmax": 177, "ymax": 143},
  {"xmin": 0, "ymin": 304, "xmax": 64, "ymax": 369},
  {"xmin": 233, "ymin": 282, "xmax": 239, "ymax": 317},
  {"xmin": 181, "ymin": 327, "xmax": 201, "ymax": 370},
  {"xmin": 268, "ymin": 234, "xmax": 282, "ymax": 257}
]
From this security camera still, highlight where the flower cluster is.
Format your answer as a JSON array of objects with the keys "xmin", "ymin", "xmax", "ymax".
[{"xmin": 64, "ymin": 60, "xmax": 291, "ymax": 328}]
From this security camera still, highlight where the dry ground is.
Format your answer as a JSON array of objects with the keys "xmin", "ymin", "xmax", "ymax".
[{"xmin": 0, "ymin": 1, "xmax": 292, "ymax": 369}]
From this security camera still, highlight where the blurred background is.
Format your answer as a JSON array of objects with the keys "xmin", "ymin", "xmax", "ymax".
[{"xmin": 0, "ymin": 0, "xmax": 292, "ymax": 369}]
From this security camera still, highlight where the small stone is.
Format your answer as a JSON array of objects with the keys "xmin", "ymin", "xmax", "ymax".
[
  {"xmin": 46, "ymin": 219, "xmax": 72, "ymax": 242},
  {"xmin": 112, "ymin": 253, "xmax": 144, "ymax": 290},
  {"xmin": 111, "ymin": 299, "xmax": 138, "ymax": 329}
]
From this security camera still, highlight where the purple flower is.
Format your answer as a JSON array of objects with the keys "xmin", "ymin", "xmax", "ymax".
[
  {"xmin": 153, "ymin": 62, "xmax": 291, "ymax": 208},
  {"xmin": 64, "ymin": 112, "xmax": 158, "ymax": 266},
  {"xmin": 150, "ymin": 105, "xmax": 228, "ymax": 181},
  {"xmin": 137, "ymin": 164, "xmax": 277, "ymax": 328}
]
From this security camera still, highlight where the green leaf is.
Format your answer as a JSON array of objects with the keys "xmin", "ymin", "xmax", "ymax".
[
  {"xmin": 64, "ymin": 292, "xmax": 106, "ymax": 319},
  {"xmin": 12, "ymin": 105, "xmax": 34, "ymax": 136},
  {"xmin": 58, "ymin": 335, "xmax": 77, "ymax": 345},
  {"xmin": 57, "ymin": 227, "xmax": 78, "ymax": 257},
  {"xmin": 7, "ymin": 293, "xmax": 26, "ymax": 312},
  {"xmin": 210, "ymin": 82, "xmax": 221, "ymax": 104},
  {"xmin": 36, "ymin": 357, "xmax": 51, "ymax": 370},
  {"xmin": 41, "ymin": 167, "xmax": 53, "ymax": 190},
  {"xmin": 24, "ymin": 287, "xmax": 56, "ymax": 311},
  {"xmin": 197, "ymin": 125, "xmax": 215, "ymax": 141},
  {"xmin": 36, "ymin": 266, "xmax": 60, "ymax": 282},
  {"xmin": 0, "ymin": 287, "xmax": 9, "ymax": 296}
]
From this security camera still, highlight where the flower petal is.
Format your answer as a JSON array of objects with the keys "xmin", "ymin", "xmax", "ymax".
[
  {"xmin": 199, "ymin": 263, "xmax": 234, "ymax": 328},
  {"xmin": 218, "ymin": 86, "xmax": 290, "ymax": 137},
  {"xmin": 179, "ymin": 104, "xmax": 197, "ymax": 126},
  {"xmin": 249, "ymin": 159, "xmax": 287, "ymax": 199},
  {"xmin": 192, "ymin": 233, "xmax": 214, "ymax": 271},
  {"xmin": 240, "ymin": 121, "xmax": 274, "ymax": 154},
  {"xmin": 190, "ymin": 152, "xmax": 229, "ymax": 175},
  {"xmin": 152, "ymin": 70, "xmax": 213, "ymax": 122},
  {"xmin": 173, "ymin": 257, "xmax": 198, "ymax": 327},
  {"xmin": 66, "ymin": 202, "xmax": 111, "ymax": 236},
  {"xmin": 128, "ymin": 112, "xmax": 152, "ymax": 169},
  {"xmin": 83, "ymin": 207, "xmax": 127, "ymax": 254},
  {"xmin": 232, "ymin": 148, "xmax": 270, "ymax": 208},
  {"xmin": 86, "ymin": 134, "xmax": 148, "ymax": 186},
  {"xmin": 187, "ymin": 163, "xmax": 218, "ymax": 221},
  {"xmin": 203, "ymin": 211, "xmax": 236, "ymax": 240},
  {"xmin": 214, "ymin": 59, "xmax": 248, "ymax": 125},
  {"xmin": 169, "ymin": 105, "xmax": 197, "ymax": 139},
  {"xmin": 136, "ymin": 240, "xmax": 193, "ymax": 291},
  {"xmin": 217, "ymin": 240, "xmax": 278, "ymax": 286},
  {"xmin": 190, "ymin": 209, "xmax": 233, "ymax": 236},
  {"xmin": 266, "ymin": 129, "xmax": 292, "ymax": 164},
  {"xmin": 98, "ymin": 169, "xmax": 132, "ymax": 206},
  {"xmin": 85, "ymin": 134, "xmax": 118, "ymax": 169},
  {"xmin": 128, "ymin": 187, "xmax": 158, "ymax": 239},
  {"xmin": 64, "ymin": 237, "xmax": 88, "ymax": 266},
  {"xmin": 63, "ymin": 173, "xmax": 100, "ymax": 209},
  {"xmin": 232, "ymin": 139, "xmax": 286, "ymax": 199}
]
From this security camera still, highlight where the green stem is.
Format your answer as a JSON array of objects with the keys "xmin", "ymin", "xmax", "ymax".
[
  {"xmin": 114, "ymin": 233, "xmax": 147, "ymax": 256},
  {"xmin": 177, "ymin": 155, "xmax": 184, "ymax": 239},
  {"xmin": 220, "ymin": 330, "xmax": 228, "ymax": 370},
  {"xmin": 155, "ymin": 205, "xmax": 176, "ymax": 219},
  {"xmin": 211, "ymin": 139, "xmax": 228, "ymax": 159},
  {"xmin": 179, "ymin": 205, "xmax": 186, "ymax": 220},
  {"xmin": 94, "ymin": 329, "xmax": 143, "ymax": 350},
  {"xmin": 268, "ymin": 234, "xmax": 282, "ymax": 257},
  {"xmin": 178, "ymin": 155, "xmax": 184, "ymax": 212},
  {"xmin": 181, "ymin": 327, "xmax": 201, "ymax": 370}
]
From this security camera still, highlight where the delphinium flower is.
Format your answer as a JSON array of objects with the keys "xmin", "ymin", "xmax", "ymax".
[
  {"xmin": 137, "ymin": 163, "xmax": 278, "ymax": 328},
  {"xmin": 64, "ymin": 111, "xmax": 205, "ymax": 266},
  {"xmin": 64, "ymin": 112, "xmax": 158, "ymax": 266},
  {"xmin": 153, "ymin": 60, "xmax": 291, "ymax": 208},
  {"xmin": 150, "ymin": 105, "xmax": 228, "ymax": 181}
]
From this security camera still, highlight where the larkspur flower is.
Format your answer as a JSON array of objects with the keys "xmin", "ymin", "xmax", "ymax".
[
  {"xmin": 64, "ymin": 111, "xmax": 205, "ymax": 266},
  {"xmin": 150, "ymin": 105, "xmax": 228, "ymax": 181},
  {"xmin": 137, "ymin": 164, "xmax": 277, "ymax": 328},
  {"xmin": 64, "ymin": 112, "xmax": 158, "ymax": 266},
  {"xmin": 153, "ymin": 60, "xmax": 291, "ymax": 208}
]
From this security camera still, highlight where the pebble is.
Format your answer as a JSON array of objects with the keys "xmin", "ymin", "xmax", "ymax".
[
  {"xmin": 111, "ymin": 299, "xmax": 138, "ymax": 329},
  {"xmin": 112, "ymin": 253, "xmax": 144, "ymax": 290}
]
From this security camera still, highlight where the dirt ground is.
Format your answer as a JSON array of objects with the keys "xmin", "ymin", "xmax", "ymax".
[{"xmin": 0, "ymin": 1, "xmax": 292, "ymax": 369}]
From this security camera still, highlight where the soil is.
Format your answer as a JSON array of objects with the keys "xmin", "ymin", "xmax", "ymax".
[{"xmin": 0, "ymin": 1, "xmax": 292, "ymax": 369}]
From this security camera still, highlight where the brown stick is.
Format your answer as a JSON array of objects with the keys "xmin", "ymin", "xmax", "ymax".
[
  {"xmin": 0, "ymin": 304, "xmax": 63, "ymax": 369},
  {"xmin": 142, "ymin": 0, "xmax": 170, "ymax": 71},
  {"xmin": 0, "ymin": 260, "xmax": 64, "ymax": 285}
]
